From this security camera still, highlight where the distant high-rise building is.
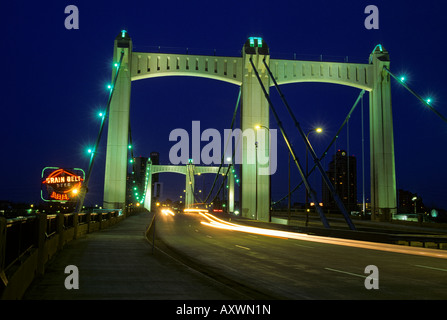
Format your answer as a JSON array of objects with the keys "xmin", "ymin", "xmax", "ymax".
[
  {"xmin": 125, "ymin": 156, "xmax": 149, "ymax": 204},
  {"xmin": 134, "ymin": 156, "xmax": 148, "ymax": 192},
  {"xmin": 398, "ymin": 189, "xmax": 425, "ymax": 213},
  {"xmin": 322, "ymin": 150, "xmax": 357, "ymax": 212},
  {"xmin": 126, "ymin": 153, "xmax": 161, "ymax": 205},
  {"xmin": 150, "ymin": 151, "xmax": 160, "ymax": 183}
]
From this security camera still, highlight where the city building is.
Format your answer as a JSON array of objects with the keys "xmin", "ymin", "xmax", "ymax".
[
  {"xmin": 322, "ymin": 149, "xmax": 357, "ymax": 212},
  {"xmin": 126, "ymin": 153, "xmax": 163, "ymax": 207},
  {"xmin": 150, "ymin": 151, "xmax": 160, "ymax": 184},
  {"xmin": 398, "ymin": 189, "xmax": 425, "ymax": 213},
  {"xmin": 126, "ymin": 156, "xmax": 148, "ymax": 206}
]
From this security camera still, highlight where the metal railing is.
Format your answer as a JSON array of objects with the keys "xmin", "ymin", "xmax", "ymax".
[{"xmin": 4, "ymin": 216, "xmax": 38, "ymax": 272}]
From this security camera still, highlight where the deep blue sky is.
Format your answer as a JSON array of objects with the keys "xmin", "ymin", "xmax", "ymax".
[{"xmin": 1, "ymin": 1, "xmax": 446, "ymax": 210}]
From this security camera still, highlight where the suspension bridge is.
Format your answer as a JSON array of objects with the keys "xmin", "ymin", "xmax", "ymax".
[
  {"xmin": 3, "ymin": 30, "xmax": 447, "ymax": 301},
  {"xmin": 75, "ymin": 31, "xmax": 447, "ymax": 230}
]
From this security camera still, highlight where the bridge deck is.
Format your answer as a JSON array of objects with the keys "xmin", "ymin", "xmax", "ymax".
[{"xmin": 22, "ymin": 212, "xmax": 243, "ymax": 300}]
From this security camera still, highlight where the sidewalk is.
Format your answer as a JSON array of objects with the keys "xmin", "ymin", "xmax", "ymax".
[{"xmin": 22, "ymin": 212, "xmax": 245, "ymax": 300}]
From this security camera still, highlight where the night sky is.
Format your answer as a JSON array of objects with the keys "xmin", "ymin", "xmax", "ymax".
[{"xmin": 1, "ymin": 1, "xmax": 446, "ymax": 210}]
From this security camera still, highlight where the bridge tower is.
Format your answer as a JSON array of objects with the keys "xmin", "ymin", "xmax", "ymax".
[
  {"xmin": 103, "ymin": 31, "xmax": 132, "ymax": 210},
  {"xmin": 369, "ymin": 46, "xmax": 397, "ymax": 221},
  {"xmin": 240, "ymin": 38, "xmax": 271, "ymax": 221}
]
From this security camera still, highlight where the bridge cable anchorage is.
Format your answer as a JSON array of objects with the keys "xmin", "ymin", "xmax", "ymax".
[
  {"xmin": 261, "ymin": 58, "xmax": 356, "ymax": 231},
  {"xmin": 76, "ymin": 51, "xmax": 125, "ymax": 213},
  {"xmin": 272, "ymin": 90, "xmax": 365, "ymax": 206},
  {"xmin": 203, "ymin": 87, "xmax": 242, "ymax": 205},
  {"xmin": 384, "ymin": 66, "xmax": 447, "ymax": 125},
  {"xmin": 248, "ymin": 57, "xmax": 331, "ymax": 229}
]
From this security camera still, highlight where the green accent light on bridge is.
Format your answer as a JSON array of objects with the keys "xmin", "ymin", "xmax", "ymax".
[
  {"xmin": 121, "ymin": 30, "xmax": 127, "ymax": 38},
  {"xmin": 373, "ymin": 44, "xmax": 383, "ymax": 53},
  {"xmin": 249, "ymin": 37, "xmax": 263, "ymax": 48},
  {"xmin": 400, "ymin": 76, "xmax": 406, "ymax": 82},
  {"xmin": 426, "ymin": 98, "xmax": 432, "ymax": 105}
]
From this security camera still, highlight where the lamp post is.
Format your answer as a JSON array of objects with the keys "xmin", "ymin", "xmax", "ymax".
[
  {"xmin": 305, "ymin": 127, "xmax": 323, "ymax": 226},
  {"xmin": 255, "ymin": 140, "xmax": 258, "ymax": 220},
  {"xmin": 255, "ymin": 125, "xmax": 270, "ymax": 221}
]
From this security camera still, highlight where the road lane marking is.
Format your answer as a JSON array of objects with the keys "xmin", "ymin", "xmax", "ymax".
[
  {"xmin": 293, "ymin": 243, "xmax": 314, "ymax": 249},
  {"xmin": 324, "ymin": 268, "xmax": 366, "ymax": 278},
  {"xmin": 235, "ymin": 245, "xmax": 251, "ymax": 250},
  {"xmin": 415, "ymin": 265, "xmax": 447, "ymax": 272}
]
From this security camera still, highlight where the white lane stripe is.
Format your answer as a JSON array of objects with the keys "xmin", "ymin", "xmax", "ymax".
[
  {"xmin": 235, "ymin": 244, "xmax": 251, "ymax": 250},
  {"xmin": 415, "ymin": 265, "xmax": 447, "ymax": 272},
  {"xmin": 324, "ymin": 267, "xmax": 366, "ymax": 278},
  {"xmin": 293, "ymin": 243, "xmax": 314, "ymax": 248}
]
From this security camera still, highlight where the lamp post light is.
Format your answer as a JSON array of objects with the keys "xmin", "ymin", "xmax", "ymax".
[
  {"xmin": 412, "ymin": 196, "xmax": 418, "ymax": 214},
  {"xmin": 305, "ymin": 127, "xmax": 323, "ymax": 226}
]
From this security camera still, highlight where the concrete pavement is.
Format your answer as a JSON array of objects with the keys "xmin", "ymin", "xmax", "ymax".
[{"xmin": 22, "ymin": 211, "xmax": 247, "ymax": 300}]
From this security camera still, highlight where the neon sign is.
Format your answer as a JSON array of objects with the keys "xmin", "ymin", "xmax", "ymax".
[{"xmin": 41, "ymin": 167, "xmax": 85, "ymax": 202}]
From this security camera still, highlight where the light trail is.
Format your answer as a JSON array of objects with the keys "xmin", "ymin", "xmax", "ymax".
[
  {"xmin": 161, "ymin": 208, "xmax": 175, "ymax": 216},
  {"xmin": 192, "ymin": 210, "xmax": 447, "ymax": 260}
]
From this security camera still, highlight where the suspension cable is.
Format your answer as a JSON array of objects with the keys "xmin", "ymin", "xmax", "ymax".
[
  {"xmin": 76, "ymin": 51, "xmax": 125, "ymax": 213},
  {"xmin": 384, "ymin": 66, "xmax": 447, "ymax": 125},
  {"xmin": 249, "ymin": 57, "xmax": 331, "ymax": 229},
  {"xmin": 272, "ymin": 89, "xmax": 365, "ymax": 205},
  {"xmin": 262, "ymin": 58, "xmax": 356, "ymax": 230},
  {"xmin": 202, "ymin": 87, "xmax": 241, "ymax": 204}
]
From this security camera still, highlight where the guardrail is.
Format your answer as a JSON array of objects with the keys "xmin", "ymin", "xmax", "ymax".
[{"xmin": 0, "ymin": 210, "xmax": 126, "ymax": 300}]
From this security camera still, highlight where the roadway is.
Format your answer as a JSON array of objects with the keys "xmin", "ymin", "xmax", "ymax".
[{"xmin": 154, "ymin": 209, "xmax": 447, "ymax": 300}]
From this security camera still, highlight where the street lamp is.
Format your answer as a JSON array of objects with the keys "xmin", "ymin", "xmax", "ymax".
[
  {"xmin": 305, "ymin": 127, "xmax": 323, "ymax": 226},
  {"xmin": 412, "ymin": 196, "xmax": 418, "ymax": 214}
]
